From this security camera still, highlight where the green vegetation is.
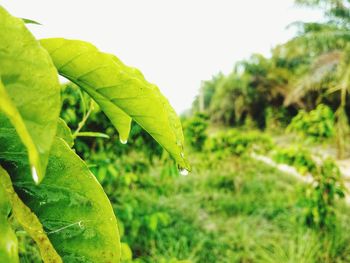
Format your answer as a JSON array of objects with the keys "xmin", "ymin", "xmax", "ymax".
[
  {"xmin": 272, "ymin": 146, "xmax": 317, "ymax": 175},
  {"xmin": 183, "ymin": 113, "xmax": 208, "ymax": 151},
  {"xmin": 205, "ymin": 130, "xmax": 273, "ymax": 157},
  {"xmin": 2, "ymin": 0, "xmax": 350, "ymax": 262},
  {"xmin": 108, "ymin": 154, "xmax": 350, "ymax": 263},
  {"xmin": 286, "ymin": 104, "xmax": 335, "ymax": 141},
  {"xmin": 0, "ymin": 6, "xmax": 188, "ymax": 263}
]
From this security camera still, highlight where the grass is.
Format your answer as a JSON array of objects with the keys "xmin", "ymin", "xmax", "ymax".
[{"xmin": 110, "ymin": 153, "xmax": 350, "ymax": 263}]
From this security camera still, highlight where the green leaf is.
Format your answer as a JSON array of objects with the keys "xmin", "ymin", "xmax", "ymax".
[
  {"xmin": 56, "ymin": 118, "xmax": 74, "ymax": 148},
  {"xmin": 76, "ymin": 131, "xmax": 110, "ymax": 139},
  {"xmin": 0, "ymin": 166, "xmax": 62, "ymax": 263},
  {"xmin": 21, "ymin": 18, "xmax": 41, "ymax": 25},
  {"xmin": 120, "ymin": 243, "xmax": 132, "ymax": 262},
  {"xmin": 40, "ymin": 38, "xmax": 189, "ymax": 170},
  {"xmin": 73, "ymin": 86, "xmax": 132, "ymax": 143},
  {"xmin": 0, "ymin": 7, "xmax": 61, "ymax": 183},
  {"xmin": 0, "ymin": 176, "xmax": 19, "ymax": 263},
  {"xmin": 13, "ymin": 138, "xmax": 121, "ymax": 262},
  {"xmin": 0, "ymin": 80, "xmax": 41, "ymax": 184}
]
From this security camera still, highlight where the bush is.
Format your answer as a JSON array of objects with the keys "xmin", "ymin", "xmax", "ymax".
[
  {"xmin": 205, "ymin": 129, "xmax": 273, "ymax": 157},
  {"xmin": 272, "ymin": 146, "xmax": 317, "ymax": 175},
  {"xmin": 272, "ymin": 145, "xmax": 345, "ymax": 230},
  {"xmin": 302, "ymin": 158, "xmax": 346, "ymax": 230},
  {"xmin": 287, "ymin": 104, "xmax": 335, "ymax": 141},
  {"xmin": 183, "ymin": 113, "xmax": 208, "ymax": 151}
]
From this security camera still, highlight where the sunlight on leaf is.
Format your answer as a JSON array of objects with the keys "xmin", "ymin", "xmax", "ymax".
[
  {"xmin": 0, "ymin": 7, "xmax": 61, "ymax": 183},
  {"xmin": 0, "ymin": 80, "xmax": 41, "ymax": 184},
  {"xmin": 40, "ymin": 38, "xmax": 190, "ymax": 170},
  {"xmin": 13, "ymin": 138, "xmax": 121, "ymax": 262}
]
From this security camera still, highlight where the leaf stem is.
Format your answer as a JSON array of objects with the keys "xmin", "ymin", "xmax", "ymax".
[{"xmin": 73, "ymin": 100, "xmax": 94, "ymax": 138}]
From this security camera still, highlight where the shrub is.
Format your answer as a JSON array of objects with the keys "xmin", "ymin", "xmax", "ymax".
[
  {"xmin": 272, "ymin": 145, "xmax": 345, "ymax": 230},
  {"xmin": 287, "ymin": 104, "xmax": 335, "ymax": 141},
  {"xmin": 302, "ymin": 158, "xmax": 346, "ymax": 230},
  {"xmin": 272, "ymin": 146, "xmax": 317, "ymax": 175},
  {"xmin": 183, "ymin": 113, "xmax": 208, "ymax": 151},
  {"xmin": 205, "ymin": 129, "xmax": 273, "ymax": 157}
]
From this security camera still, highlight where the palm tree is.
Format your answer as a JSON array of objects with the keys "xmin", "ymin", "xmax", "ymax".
[{"xmin": 283, "ymin": 18, "xmax": 350, "ymax": 158}]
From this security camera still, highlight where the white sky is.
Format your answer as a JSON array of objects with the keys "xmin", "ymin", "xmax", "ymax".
[{"xmin": 2, "ymin": 0, "xmax": 323, "ymax": 113}]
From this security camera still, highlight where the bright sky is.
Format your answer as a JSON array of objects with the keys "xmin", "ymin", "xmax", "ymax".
[{"xmin": 2, "ymin": 0, "xmax": 323, "ymax": 113}]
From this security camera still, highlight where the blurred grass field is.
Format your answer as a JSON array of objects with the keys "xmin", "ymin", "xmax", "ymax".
[{"xmin": 107, "ymin": 153, "xmax": 350, "ymax": 263}]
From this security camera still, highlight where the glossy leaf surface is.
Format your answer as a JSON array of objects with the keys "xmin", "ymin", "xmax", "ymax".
[
  {"xmin": 56, "ymin": 118, "xmax": 74, "ymax": 148},
  {"xmin": 13, "ymin": 138, "xmax": 121, "ymax": 263},
  {"xmin": 0, "ymin": 7, "xmax": 61, "ymax": 183},
  {"xmin": 40, "ymin": 38, "xmax": 189, "ymax": 170}
]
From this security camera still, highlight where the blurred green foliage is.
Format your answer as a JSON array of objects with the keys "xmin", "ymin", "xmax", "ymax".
[
  {"xmin": 272, "ymin": 146, "xmax": 317, "ymax": 175},
  {"xmin": 272, "ymin": 145, "xmax": 346, "ymax": 230},
  {"xmin": 286, "ymin": 104, "xmax": 335, "ymax": 141},
  {"xmin": 183, "ymin": 113, "xmax": 208, "ymax": 151},
  {"xmin": 189, "ymin": 1, "xmax": 350, "ymax": 157},
  {"xmin": 205, "ymin": 129, "xmax": 273, "ymax": 157},
  {"xmin": 302, "ymin": 158, "xmax": 346, "ymax": 230}
]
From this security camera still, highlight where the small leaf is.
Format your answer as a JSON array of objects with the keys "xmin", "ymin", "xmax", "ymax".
[
  {"xmin": 21, "ymin": 18, "xmax": 41, "ymax": 25},
  {"xmin": 0, "ymin": 166, "xmax": 61, "ymax": 263},
  {"xmin": 40, "ymin": 38, "xmax": 189, "ymax": 170},
  {"xmin": 76, "ymin": 131, "xmax": 110, "ymax": 139},
  {"xmin": 56, "ymin": 118, "xmax": 74, "ymax": 148},
  {"xmin": 0, "ymin": 7, "xmax": 61, "ymax": 183}
]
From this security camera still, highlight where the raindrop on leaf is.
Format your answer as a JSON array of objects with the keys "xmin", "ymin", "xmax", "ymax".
[
  {"xmin": 179, "ymin": 168, "xmax": 189, "ymax": 176},
  {"xmin": 31, "ymin": 166, "xmax": 39, "ymax": 184},
  {"xmin": 120, "ymin": 138, "xmax": 128, "ymax": 144}
]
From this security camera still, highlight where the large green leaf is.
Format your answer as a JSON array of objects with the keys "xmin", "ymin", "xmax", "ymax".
[
  {"xmin": 0, "ymin": 7, "xmax": 61, "ymax": 183},
  {"xmin": 0, "ymin": 166, "xmax": 61, "ymax": 263},
  {"xmin": 40, "ymin": 38, "xmax": 189, "ymax": 170},
  {"xmin": 0, "ymin": 176, "xmax": 19, "ymax": 263},
  {"xmin": 0, "ymin": 80, "xmax": 42, "ymax": 184},
  {"xmin": 13, "ymin": 138, "xmax": 121, "ymax": 262}
]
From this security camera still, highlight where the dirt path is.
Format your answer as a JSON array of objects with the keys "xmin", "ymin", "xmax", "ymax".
[
  {"xmin": 272, "ymin": 134, "xmax": 350, "ymax": 181},
  {"xmin": 251, "ymin": 152, "xmax": 350, "ymax": 204}
]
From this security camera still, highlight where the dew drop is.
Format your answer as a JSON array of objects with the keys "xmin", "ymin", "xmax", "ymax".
[
  {"xmin": 78, "ymin": 221, "xmax": 85, "ymax": 229},
  {"xmin": 120, "ymin": 138, "xmax": 128, "ymax": 144},
  {"xmin": 180, "ymin": 152, "xmax": 185, "ymax": 158},
  {"xmin": 31, "ymin": 166, "xmax": 39, "ymax": 184},
  {"xmin": 179, "ymin": 168, "xmax": 189, "ymax": 176}
]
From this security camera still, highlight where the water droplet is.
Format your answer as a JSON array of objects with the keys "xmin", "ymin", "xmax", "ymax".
[
  {"xmin": 120, "ymin": 138, "xmax": 128, "ymax": 144},
  {"xmin": 179, "ymin": 168, "xmax": 189, "ymax": 176},
  {"xmin": 78, "ymin": 221, "xmax": 85, "ymax": 229},
  {"xmin": 39, "ymin": 201, "xmax": 46, "ymax": 206},
  {"xmin": 181, "ymin": 152, "xmax": 185, "ymax": 158},
  {"xmin": 31, "ymin": 166, "xmax": 39, "ymax": 184}
]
